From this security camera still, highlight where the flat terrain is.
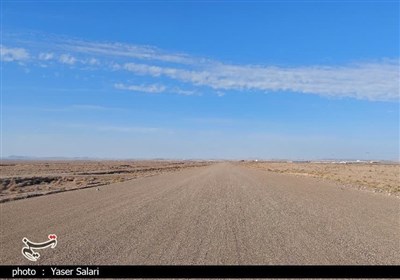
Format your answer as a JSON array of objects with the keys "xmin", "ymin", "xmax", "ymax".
[
  {"xmin": 242, "ymin": 161, "xmax": 400, "ymax": 196},
  {"xmin": 0, "ymin": 160, "xmax": 210, "ymax": 203},
  {"xmin": 1, "ymin": 163, "xmax": 399, "ymax": 265}
]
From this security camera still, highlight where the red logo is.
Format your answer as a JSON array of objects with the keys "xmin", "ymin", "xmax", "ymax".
[{"xmin": 48, "ymin": 234, "xmax": 57, "ymax": 240}]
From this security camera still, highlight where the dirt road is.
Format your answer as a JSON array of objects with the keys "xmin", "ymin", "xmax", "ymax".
[{"xmin": 1, "ymin": 163, "xmax": 399, "ymax": 265}]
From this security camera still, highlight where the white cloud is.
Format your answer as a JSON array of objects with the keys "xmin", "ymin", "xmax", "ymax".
[
  {"xmin": 123, "ymin": 63, "xmax": 166, "ymax": 76},
  {"xmin": 172, "ymin": 88, "xmax": 198, "ymax": 96},
  {"xmin": 3, "ymin": 35, "xmax": 399, "ymax": 101},
  {"xmin": 122, "ymin": 60, "xmax": 399, "ymax": 101},
  {"xmin": 61, "ymin": 40, "xmax": 199, "ymax": 65},
  {"xmin": 114, "ymin": 83, "xmax": 166, "ymax": 93},
  {"xmin": 38, "ymin": 52, "xmax": 54, "ymax": 60},
  {"xmin": 59, "ymin": 54, "xmax": 77, "ymax": 65},
  {"xmin": 115, "ymin": 83, "xmax": 198, "ymax": 96},
  {"xmin": 84, "ymin": 58, "xmax": 100, "ymax": 65},
  {"xmin": 0, "ymin": 45, "xmax": 29, "ymax": 61}
]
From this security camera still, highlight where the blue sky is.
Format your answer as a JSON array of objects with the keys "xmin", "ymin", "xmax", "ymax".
[{"xmin": 1, "ymin": 1, "xmax": 399, "ymax": 160}]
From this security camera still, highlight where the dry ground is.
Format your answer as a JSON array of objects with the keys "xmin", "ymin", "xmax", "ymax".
[
  {"xmin": 1, "ymin": 163, "xmax": 399, "ymax": 265},
  {"xmin": 0, "ymin": 160, "xmax": 211, "ymax": 203},
  {"xmin": 240, "ymin": 161, "xmax": 400, "ymax": 196}
]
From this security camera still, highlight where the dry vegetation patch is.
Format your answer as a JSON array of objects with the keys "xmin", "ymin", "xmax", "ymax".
[
  {"xmin": 241, "ymin": 161, "xmax": 400, "ymax": 196},
  {"xmin": 0, "ymin": 160, "xmax": 211, "ymax": 203}
]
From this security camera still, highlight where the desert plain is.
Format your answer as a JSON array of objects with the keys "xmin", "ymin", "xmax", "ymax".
[
  {"xmin": 0, "ymin": 160, "xmax": 399, "ymax": 265},
  {"xmin": 241, "ymin": 160, "xmax": 400, "ymax": 195},
  {"xmin": 1, "ymin": 160, "xmax": 398, "ymax": 203},
  {"xmin": 0, "ymin": 160, "xmax": 210, "ymax": 203}
]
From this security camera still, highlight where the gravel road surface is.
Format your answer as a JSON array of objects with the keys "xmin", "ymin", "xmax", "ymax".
[{"xmin": 1, "ymin": 163, "xmax": 399, "ymax": 264}]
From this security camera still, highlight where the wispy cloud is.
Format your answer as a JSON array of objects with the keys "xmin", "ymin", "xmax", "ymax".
[
  {"xmin": 38, "ymin": 52, "xmax": 54, "ymax": 60},
  {"xmin": 59, "ymin": 53, "xmax": 77, "ymax": 65},
  {"xmin": 3, "ymin": 34, "xmax": 399, "ymax": 101},
  {"xmin": 85, "ymin": 58, "xmax": 100, "ymax": 65},
  {"xmin": 1, "ymin": 45, "xmax": 30, "ymax": 61},
  {"xmin": 114, "ymin": 83, "xmax": 166, "ymax": 93},
  {"xmin": 59, "ymin": 39, "xmax": 201, "ymax": 65},
  {"xmin": 114, "ymin": 82, "xmax": 198, "ymax": 95},
  {"xmin": 122, "ymin": 61, "xmax": 399, "ymax": 101},
  {"xmin": 172, "ymin": 88, "xmax": 198, "ymax": 96}
]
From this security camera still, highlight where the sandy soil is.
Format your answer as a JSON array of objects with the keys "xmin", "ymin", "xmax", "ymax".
[
  {"xmin": 240, "ymin": 161, "xmax": 400, "ymax": 196},
  {"xmin": 0, "ymin": 160, "xmax": 211, "ymax": 203}
]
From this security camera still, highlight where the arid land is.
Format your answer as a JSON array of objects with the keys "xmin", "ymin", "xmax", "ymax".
[
  {"xmin": 1, "ymin": 162, "xmax": 398, "ymax": 265},
  {"xmin": 1, "ymin": 160, "xmax": 398, "ymax": 204},
  {"xmin": 240, "ymin": 161, "xmax": 400, "ymax": 196},
  {"xmin": 0, "ymin": 160, "xmax": 211, "ymax": 203}
]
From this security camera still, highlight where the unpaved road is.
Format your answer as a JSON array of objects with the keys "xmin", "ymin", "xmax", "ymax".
[{"xmin": 1, "ymin": 163, "xmax": 399, "ymax": 265}]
